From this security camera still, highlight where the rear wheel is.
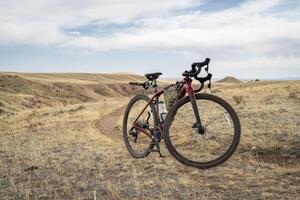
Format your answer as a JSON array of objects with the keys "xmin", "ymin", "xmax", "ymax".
[
  {"xmin": 164, "ymin": 93, "xmax": 241, "ymax": 168},
  {"xmin": 123, "ymin": 94, "xmax": 159, "ymax": 158}
]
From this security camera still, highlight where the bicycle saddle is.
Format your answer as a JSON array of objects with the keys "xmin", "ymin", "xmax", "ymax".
[{"xmin": 145, "ymin": 72, "xmax": 162, "ymax": 81}]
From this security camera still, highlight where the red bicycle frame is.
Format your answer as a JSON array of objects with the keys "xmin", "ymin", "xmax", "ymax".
[{"xmin": 131, "ymin": 77, "xmax": 201, "ymax": 139}]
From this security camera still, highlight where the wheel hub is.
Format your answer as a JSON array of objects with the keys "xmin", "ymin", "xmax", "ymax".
[{"xmin": 192, "ymin": 123, "xmax": 205, "ymax": 135}]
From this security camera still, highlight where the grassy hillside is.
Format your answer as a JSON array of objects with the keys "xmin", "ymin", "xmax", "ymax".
[
  {"xmin": 0, "ymin": 73, "xmax": 299, "ymax": 199},
  {"xmin": 0, "ymin": 72, "xmax": 152, "ymax": 115},
  {"xmin": 2, "ymin": 72, "xmax": 147, "ymax": 84}
]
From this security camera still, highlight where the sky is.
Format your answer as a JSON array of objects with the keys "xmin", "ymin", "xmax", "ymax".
[{"xmin": 0, "ymin": 0, "xmax": 299, "ymax": 79}]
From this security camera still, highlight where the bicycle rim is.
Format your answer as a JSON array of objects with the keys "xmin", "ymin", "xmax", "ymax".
[
  {"xmin": 123, "ymin": 94, "xmax": 158, "ymax": 158},
  {"xmin": 164, "ymin": 93, "xmax": 241, "ymax": 168}
]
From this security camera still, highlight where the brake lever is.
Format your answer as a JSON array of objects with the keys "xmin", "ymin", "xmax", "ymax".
[
  {"xmin": 208, "ymin": 78, "xmax": 212, "ymax": 92},
  {"xmin": 205, "ymin": 63, "xmax": 209, "ymax": 72},
  {"xmin": 207, "ymin": 73, "xmax": 212, "ymax": 92},
  {"xmin": 205, "ymin": 64, "xmax": 212, "ymax": 92},
  {"xmin": 143, "ymin": 81, "xmax": 150, "ymax": 89}
]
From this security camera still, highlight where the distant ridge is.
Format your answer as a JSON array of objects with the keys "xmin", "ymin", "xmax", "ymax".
[
  {"xmin": 217, "ymin": 76, "xmax": 242, "ymax": 83},
  {"xmin": 279, "ymin": 77, "xmax": 300, "ymax": 80}
]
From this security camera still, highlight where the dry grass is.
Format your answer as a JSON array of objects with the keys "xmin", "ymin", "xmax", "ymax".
[{"xmin": 0, "ymin": 73, "xmax": 299, "ymax": 199}]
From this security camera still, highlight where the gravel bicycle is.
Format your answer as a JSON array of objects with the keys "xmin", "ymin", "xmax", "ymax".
[{"xmin": 123, "ymin": 58, "xmax": 241, "ymax": 168}]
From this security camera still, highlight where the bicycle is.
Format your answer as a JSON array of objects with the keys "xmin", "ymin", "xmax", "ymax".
[{"xmin": 123, "ymin": 58, "xmax": 241, "ymax": 169}]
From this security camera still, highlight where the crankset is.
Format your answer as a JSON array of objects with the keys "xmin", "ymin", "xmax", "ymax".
[{"xmin": 150, "ymin": 126, "xmax": 164, "ymax": 157}]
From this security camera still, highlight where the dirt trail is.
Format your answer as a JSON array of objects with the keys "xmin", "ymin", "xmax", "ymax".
[{"xmin": 97, "ymin": 107, "xmax": 125, "ymax": 142}]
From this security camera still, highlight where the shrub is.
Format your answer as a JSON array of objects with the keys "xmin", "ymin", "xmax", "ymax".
[
  {"xmin": 288, "ymin": 92, "xmax": 297, "ymax": 99},
  {"xmin": 262, "ymin": 95, "xmax": 274, "ymax": 105},
  {"xmin": 233, "ymin": 95, "xmax": 243, "ymax": 105}
]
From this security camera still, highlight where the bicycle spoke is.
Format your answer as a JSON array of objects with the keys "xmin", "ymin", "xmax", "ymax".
[
  {"xmin": 125, "ymin": 96, "xmax": 156, "ymax": 156},
  {"xmin": 167, "ymin": 96, "xmax": 236, "ymax": 163}
]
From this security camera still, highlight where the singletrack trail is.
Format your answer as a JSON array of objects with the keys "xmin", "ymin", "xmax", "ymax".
[{"xmin": 97, "ymin": 107, "xmax": 125, "ymax": 142}]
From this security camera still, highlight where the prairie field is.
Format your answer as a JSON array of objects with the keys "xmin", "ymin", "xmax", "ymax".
[{"xmin": 0, "ymin": 72, "xmax": 299, "ymax": 199}]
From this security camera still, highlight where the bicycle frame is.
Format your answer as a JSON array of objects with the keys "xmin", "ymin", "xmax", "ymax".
[{"xmin": 131, "ymin": 77, "xmax": 203, "ymax": 139}]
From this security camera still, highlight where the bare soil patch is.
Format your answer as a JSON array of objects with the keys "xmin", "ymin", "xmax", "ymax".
[{"xmin": 97, "ymin": 106, "xmax": 125, "ymax": 141}]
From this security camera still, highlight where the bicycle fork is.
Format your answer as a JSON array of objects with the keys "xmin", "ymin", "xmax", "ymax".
[{"xmin": 186, "ymin": 80, "xmax": 205, "ymax": 134}]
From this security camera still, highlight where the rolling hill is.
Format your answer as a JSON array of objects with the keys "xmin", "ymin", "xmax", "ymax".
[{"xmin": 0, "ymin": 72, "xmax": 152, "ymax": 114}]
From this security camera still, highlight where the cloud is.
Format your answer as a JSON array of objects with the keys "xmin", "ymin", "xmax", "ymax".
[
  {"xmin": 0, "ymin": 0, "xmax": 200, "ymax": 45},
  {"xmin": 60, "ymin": 0, "xmax": 300, "ymax": 71},
  {"xmin": 0, "ymin": 0, "xmax": 299, "ymax": 77}
]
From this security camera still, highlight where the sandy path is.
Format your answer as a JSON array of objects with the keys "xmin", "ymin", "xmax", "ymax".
[{"xmin": 97, "ymin": 107, "xmax": 125, "ymax": 142}]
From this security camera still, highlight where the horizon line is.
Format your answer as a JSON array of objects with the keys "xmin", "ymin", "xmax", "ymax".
[{"xmin": 1, "ymin": 71, "xmax": 300, "ymax": 81}]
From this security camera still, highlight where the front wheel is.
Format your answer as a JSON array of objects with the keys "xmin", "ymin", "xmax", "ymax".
[{"xmin": 163, "ymin": 93, "xmax": 241, "ymax": 169}]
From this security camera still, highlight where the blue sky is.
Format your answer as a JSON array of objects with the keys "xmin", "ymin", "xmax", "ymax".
[{"xmin": 0, "ymin": 0, "xmax": 299, "ymax": 79}]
